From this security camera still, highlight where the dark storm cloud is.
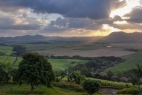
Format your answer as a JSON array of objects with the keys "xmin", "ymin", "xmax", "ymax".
[
  {"xmin": 0, "ymin": 24, "xmax": 40, "ymax": 30},
  {"xmin": 0, "ymin": 0, "xmax": 126, "ymax": 19},
  {"xmin": 113, "ymin": 15, "xmax": 123, "ymax": 21},
  {"xmin": 43, "ymin": 25, "xmax": 68, "ymax": 33},
  {"xmin": 43, "ymin": 17, "xmax": 103, "ymax": 33},
  {"xmin": 0, "ymin": 16, "xmax": 40, "ymax": 30},
  {"xmin": 94, "ymin": 15, "xmax": 123, "ymax": 25},
  {"xmin": 112, "ymin": 23, "xmax": 142, "ymax": 30},
  {"xmin": 124, "ymin": 7, "xmax": 142, "ymax": 23}
]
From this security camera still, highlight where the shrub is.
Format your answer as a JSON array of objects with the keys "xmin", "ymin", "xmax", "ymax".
[
  {"xmin": 83, "ymin": 80, "xmax": 100, "ymax": 95},
  {"xmin": 117, "ymin": 88, "xmax": 139, "ymax": 95}
]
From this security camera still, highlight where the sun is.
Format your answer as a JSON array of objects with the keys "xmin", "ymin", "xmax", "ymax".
[{"xmin": 110, "ymin": 0, "xmax": 140, "ymax": 18}]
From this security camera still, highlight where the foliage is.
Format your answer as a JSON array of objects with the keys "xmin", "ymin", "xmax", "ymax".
[
  {"xmin": 117, "ymin": 88, "xmax": 139, "ymax": 95},
  {"xmin": 9, "ymin": 69, "xmax": 18, "ymax": 82},
  {"xmin": 83, "ymin": 79, "xmax": 100, "ymax": 95},
  {"xmin": 72, "ymin": 70, "xmax": 85, "ymax": 84},
  {"xmin": 128, "ymin": 64, "xmax": 142, "ymax": 90},
  {"xmin": 12, "ymin": 45, "xmax": 26, "ymax": 56},
  {"xmin": 17, "ymin": 52, "xmax": 54, "ymax": 92},
  {"xmin": 63, "ymin": 68, "xmax": 74, "ymax": 82},
  {"xmin": 0, "ymin": 62, "xmax": 12, "ymax": 83},
  {"xmin": 107, "ymin": 70, "xmax": 114, "ymax": 79}
]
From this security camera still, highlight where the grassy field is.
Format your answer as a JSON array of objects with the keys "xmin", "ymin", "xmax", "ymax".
[
  {"xmin": 0, "ymin": 56, "xmax": 16, "ymax": 64},
  {"xmin": 0, "ymin": 57, "xmax": 88, "ymax": 71},
  {"xmin": 0, "ymin": 84, "xmax": 89, "ymax": 95},
  {"xmin": 48, "ymin": 59, "xmax": 88, "ymax": 71},
  {"xmin": 0, "ymin": 81, "xmax": 131, "ymax": 95},
  {"xmin": 106, "ymin": 52, "xmax": 142, "ymax": 73},
  {"xmin": 0, "ymin": 46, "xmax": 13, "ymax": 55},
  {"xmin": 73, "ymin": 46, "xmax": 98, "ymax": 51}
]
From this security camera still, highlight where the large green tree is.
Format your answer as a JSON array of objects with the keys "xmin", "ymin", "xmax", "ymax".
[{"xmin": 18, "ymin": 52, "xmax": 54, "ymax": 92}]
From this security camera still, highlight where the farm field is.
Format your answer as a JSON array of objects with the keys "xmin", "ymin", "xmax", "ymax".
[
  {"xmin": 106, "ymin": 52, "xmax": 142, "ymax": 73},
  {"xmin": 0, "ymin": 55, "xmax": 88, "ymax": 71},
  {"xmin": 20, "ymin": 42, "xmax": 136, "ymax": 57},
  {"xmin": 1, "ymin": 42, "xmax": 142, "ymax": 72},
  {"xmin": 0, "ymin": 46, "xmax": 13, "ymax": 55},
  {"xmin": 37, "ymin": 47, "xmax": 135, "ymax": 57},
  {"xmin": 0, "ymin": 56, "xmax": 16, "ymax": 64},
  {"xmin": 48, "ymin": 59, "xmax": 88, "ymax": 71},
  {"xmin": 0, "ymin": 42, "xmax": 142, "ymax": 95}
]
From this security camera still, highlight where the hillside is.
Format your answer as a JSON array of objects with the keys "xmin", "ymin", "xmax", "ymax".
[
  {"xmin": 103, "ymin": 32, "xmax": 142, "ymax": 42},
  {"xmin": 0, "ymin": 35, "xmax": 102, "ymax": 42}
]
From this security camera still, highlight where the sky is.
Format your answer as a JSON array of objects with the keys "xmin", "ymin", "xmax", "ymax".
[{"xmin": 0, "ymin": 0, "xmax": 142, "ymax": 37}]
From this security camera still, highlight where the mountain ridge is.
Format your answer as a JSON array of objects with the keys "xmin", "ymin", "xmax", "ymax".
[{"xmin": 0, "ymin": 32, "xmax": 142, "ymax": 42}]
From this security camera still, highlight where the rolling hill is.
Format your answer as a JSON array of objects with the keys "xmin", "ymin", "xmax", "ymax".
[
  {"xmin": 0, "ymin": 32, "xmax": 142, "ymax": 42},
  {"xmin": 103, "ymin": 32, "xmax": 142, "ymax": 42}
]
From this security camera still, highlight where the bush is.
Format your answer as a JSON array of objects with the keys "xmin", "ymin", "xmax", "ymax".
[
  {"xmin": 117, "ymin": 88, "xmax": 139, "ymax": 95},
  {"xmin": 83, "ymin": 80, "xmax": 100, "ymax": 95}
]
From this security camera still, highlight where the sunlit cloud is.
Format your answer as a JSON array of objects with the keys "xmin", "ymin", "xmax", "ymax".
[{"xmin": 110, "ymin": 0, "xmax": 140, "ymax": 18}]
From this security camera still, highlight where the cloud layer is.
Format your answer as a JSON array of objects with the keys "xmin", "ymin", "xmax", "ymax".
[
  {"xmin": 0, "ymin": 0, "xmax": 126, "ymax": 19},
  {"xmin": 0, "ymin": 0, "xmax": 142, "ymax": 36}
]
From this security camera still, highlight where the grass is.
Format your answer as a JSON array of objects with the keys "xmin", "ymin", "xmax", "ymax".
[
  {"xmin": 0, "ymin": 82, "xmax": 129, "ymax": 95},
  {"xmin": 106, "ymin": 52, "xmax": 142, "ymax": 73},
  {"xmin": 87, "ymin": 78, "xmax": 133, "ymax": 89},
  {"xmin": 0, "ymin": 84, "xmax": 89, "ymax": 95},
  {"xmin": 1, "ymin": 57, "xmax": 88, "ymax": 71},
  {"xmin": 0, "ymin": 46, "xmax": 13, "ymax": 55},
  {"xmin": 0, "ymin": 56, "xmax": 22, "ymax": 69},
  {"xmin": 48, "ymin": 59, "xmax": 88, "ymax": 71},
  {"xmin": 24, "ymin": 44, "xmax": 55, "ymax": 51},
  {"xmin": 0, "ymin": 56, "xmax": 16, "ymax": 64}
]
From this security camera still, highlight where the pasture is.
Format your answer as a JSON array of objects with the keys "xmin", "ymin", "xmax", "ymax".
[
  {"xmin": 106, "ymin": 52, "xmax": 142, "ymax": 73},
  {"xmin": 48, "ymin": 59, "xmax": 88, "ymax": 71},
  {"xmin": 0, "ymin": 46, "xmax": 13, "ymax": 55},
  {"xmin": 33, "ymin": 42, "xmax": 135, "ymax": 57},
  {"xmin": 0, "ymin": 56, "xmax": 16, "ymax": 64}
]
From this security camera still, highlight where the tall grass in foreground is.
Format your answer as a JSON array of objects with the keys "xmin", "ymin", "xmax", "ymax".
[
  {"xmin": 0, "ymin": 82, "xmax": 134, "ymax": 95},
  {"xmin": 87, "ymin": 78, "xmax": 133, "ymax": 89}
]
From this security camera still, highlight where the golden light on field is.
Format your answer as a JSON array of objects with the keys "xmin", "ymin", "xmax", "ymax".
[{"xmin": 110, "ymin": 0, "xmax": 140, "ymax": 18}]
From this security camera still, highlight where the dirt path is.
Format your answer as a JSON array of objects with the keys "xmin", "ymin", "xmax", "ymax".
[
  {"xmin": 100, "ymin": 88, "xmax": 118, "ymax": 95},
  {"xmin": 10, "ymin": 57, "xmax": 18, "ymax": 68},
  {"xmin": 3, "ymin": 55, "xmax": 8, "ymax": 64}
]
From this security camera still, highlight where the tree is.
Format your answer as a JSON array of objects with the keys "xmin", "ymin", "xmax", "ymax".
[
  {"xmin": 129, "ymin": 64, "xmax": 142, "ymax": 91},
  {"xmin": 72, "ymin": 70, "xmax": 85, "ymax": 84},
  {"xmin": 0, "ymin": 62, "xmax": 12, "ymax": 83},
  {"xmin": 107, "ymin": 70, "xmax": 114, "ymax": 80},
  {"xmin": 17, "ymin": 52, "xmax": 54, "ymax": 93},
  {"xmin": 83, "ymin": 80, "xmax": 100, "ymax": 95},
  {"xmin": 62, "ymin": 68, "xmax": 73, "ymax": 82},
  {"xmin": 12, "ymin": 45, "xmax": 26, "ymax": 56}
]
